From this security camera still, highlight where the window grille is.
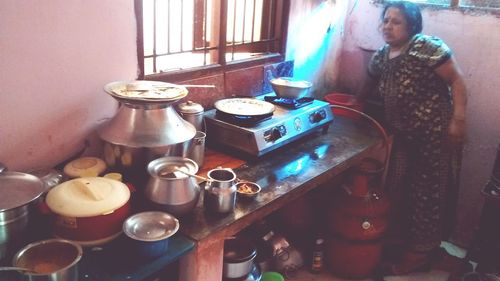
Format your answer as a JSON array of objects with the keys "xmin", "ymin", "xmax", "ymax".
[{"xmin": 135, "ymin": 0, "xmax": 288, "ymax": 78}]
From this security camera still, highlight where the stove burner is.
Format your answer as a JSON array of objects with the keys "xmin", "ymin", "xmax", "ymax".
[
  {"xmin": 215, "ymin": 110, "xmax": 272, "ymax": 127},
  {"xmin": 264, "ymin": 96, "xmax": 314, "ymax": 109}
]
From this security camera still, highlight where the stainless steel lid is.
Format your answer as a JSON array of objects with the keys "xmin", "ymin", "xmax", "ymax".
[
  {"xmin": 177, "ymin": 101, "xmax": 204, "ymax": 115},
  {"xmin": 104, "ymin": 80, "xmax": 188, "ymax": 104},
  {"xmin": 0, "ymin": 172, "xmax": 45, "ymax": 211},
  {"xmin": 147, "ymin": 157, "xmax": 199, "ymax": 179},
  {"xmin": 123, "ymin": 211, "xmax": 179, "ymax": 241}
]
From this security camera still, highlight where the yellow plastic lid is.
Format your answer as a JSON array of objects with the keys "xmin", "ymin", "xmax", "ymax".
[
  {"xmin": 46, "ymin": 177, "xmax": 130, "ymax": 217},
  {"xmin": 63, "ymin": 157, "xmax": 107, "ymax": 178}
]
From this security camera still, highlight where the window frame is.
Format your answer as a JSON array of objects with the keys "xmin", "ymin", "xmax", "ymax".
[{"xmin": 134, "ymin": 0, "xmax": 290, "ymax": 82}]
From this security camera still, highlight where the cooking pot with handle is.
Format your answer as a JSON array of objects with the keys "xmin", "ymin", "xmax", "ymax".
[{"xmin": 0, "ymin": 165, "xmax": 45, "ymax": 262}]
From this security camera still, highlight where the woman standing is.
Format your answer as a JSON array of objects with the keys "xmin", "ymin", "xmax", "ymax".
[{"xmin": 357, "ymin": 1, "xmax": 468, "ymax": 275}]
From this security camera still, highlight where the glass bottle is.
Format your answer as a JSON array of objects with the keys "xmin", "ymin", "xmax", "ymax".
[{"xmin": 310, "ymin": 235, "xmax": 325, "ymax": 274}]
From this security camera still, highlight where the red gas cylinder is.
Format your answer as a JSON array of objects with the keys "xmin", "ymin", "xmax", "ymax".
[
  {"xmin": 326, "ymin": 235, "xmax": 383, "ymax": 279},
  {"xmin": 326, "ymin": 158, "xmax": 390, "ymax": 279}
]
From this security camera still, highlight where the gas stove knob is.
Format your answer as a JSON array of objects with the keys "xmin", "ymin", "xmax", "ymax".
[
  {"xmin": 270, "ymin": 127, "xmax": 283, "ymax": 141},
  {"xmin": 310, "ymin": 110, "xmax": 326, "ymax": 123},
  {"xmin": 265, "ymin": 126, "xmax": 286, "ymax": 142}
]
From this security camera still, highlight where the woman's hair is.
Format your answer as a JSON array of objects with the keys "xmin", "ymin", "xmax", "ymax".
[{"xmin": 382, "ymin": 1, "xmax": 423, "ymax": 36}]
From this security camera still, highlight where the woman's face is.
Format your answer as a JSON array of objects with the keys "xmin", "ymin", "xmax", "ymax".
[{"xmin": 382, "ymin": 7, "xmax": 411, "ymax": 48}]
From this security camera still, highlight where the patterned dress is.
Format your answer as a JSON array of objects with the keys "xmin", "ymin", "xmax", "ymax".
[{"xmin": 368, "ymin": 34, "xmax": 461, "ymax": 252}]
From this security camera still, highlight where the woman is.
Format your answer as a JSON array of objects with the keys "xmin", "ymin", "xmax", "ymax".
[{"xmin": 357, "ymin": 1, "xmax": 467, "ymax": 275}]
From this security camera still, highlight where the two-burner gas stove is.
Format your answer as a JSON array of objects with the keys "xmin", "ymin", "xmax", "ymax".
[{"xmin": 204, "ymin": 94, "xmax": 334, "ymax": 156}]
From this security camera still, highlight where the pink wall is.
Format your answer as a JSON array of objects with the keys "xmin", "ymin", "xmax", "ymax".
[
  {"xmin": 0, "ymin": 0, "xmax": 345, "ymax": 172},
  {"xmin": 336, "ymin": 1, "xmax": 500, "ymax": 246},
  {"xmin": 0, "ymin": 1, "xmax": 137, "ymax": 171}
]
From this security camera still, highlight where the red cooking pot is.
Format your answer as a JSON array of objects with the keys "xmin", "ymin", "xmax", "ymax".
[{"xmin": 45, "ymin": 177, "xmax": 131, "ymax": 246}]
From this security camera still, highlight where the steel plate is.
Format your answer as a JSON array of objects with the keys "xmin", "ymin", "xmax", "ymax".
[
  {"xmin": 214, "ymin": 98, "xmax": 275, "ymax": 116},
  {"xmin": 104, "ymin": 80, "xmax": 188, "ymax": 103}
]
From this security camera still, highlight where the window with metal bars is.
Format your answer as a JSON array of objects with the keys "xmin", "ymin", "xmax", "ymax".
[{"xmin": 135, "ymin": 0, "xmax": 289, "ymax": 80}]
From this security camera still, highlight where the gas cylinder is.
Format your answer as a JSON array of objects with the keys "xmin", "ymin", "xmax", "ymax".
[{"xmin": 326, "ymin": 158, "xmax": 390, "ymax": 279}]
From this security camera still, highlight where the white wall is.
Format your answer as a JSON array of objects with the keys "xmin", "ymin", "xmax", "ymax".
[
  {"xmin": 337, "ymin": 0, "xmax": 500, "ymax": 246},
  {"xmin": 0, "ymin": 0, "xmax": 138, "ymax": 171}
]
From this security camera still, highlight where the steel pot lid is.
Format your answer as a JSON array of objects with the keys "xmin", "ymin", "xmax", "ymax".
[
  {"xmin": 123, "ymin": 211, "xmax": 179, "ymax": 242},
  {"xmin": 214, "ymin": 98, "xmax": 275, "ymax": 117},
  {"xmin": 0, "ymin": 172, "xmax": 45, "ymax": 211},
  {"xmin": 177, "ymin": 100, "xmax": 204, "ymax": 114},
  {"xmin": 104, "ymin": 80, "xmax": 188, "ymax": 103},
  {"xmin": 148, "ymin": 157, "xmax": 199, "ymax": 179},
  {"xmin": 46, "ymin": 177, "xmax": 130, "ymax": 217}
]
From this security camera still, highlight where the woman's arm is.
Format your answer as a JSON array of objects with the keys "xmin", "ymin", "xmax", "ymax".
[{"xmin": 435, "ymin": 55, "xmax": 468, "ymax": 145}]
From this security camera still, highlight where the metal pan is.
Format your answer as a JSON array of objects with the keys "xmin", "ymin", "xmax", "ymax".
[
  {"xmin": 104, "ymin": 81, "xmax": 189, "ymax": 104},
  {"xmin": 214, "ymin": 98, "xmax": 275, "ymax": 117}
]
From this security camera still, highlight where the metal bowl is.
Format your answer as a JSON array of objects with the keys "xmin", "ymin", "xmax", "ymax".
[
  {"xmin": 270, "ymin": 77, "xmax": 312, "ymax": 99},
  {"xmin": 123, "ymin": 211, "xmax": 179, "ymax": 259},
  {"xmin": 236, "ymin": 181, "xmax": 261, "ymax": 201}
]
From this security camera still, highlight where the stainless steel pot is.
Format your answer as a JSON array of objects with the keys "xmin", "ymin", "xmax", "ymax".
[
  {"xmin": 98, "ymin": 87, "xmax": 197, "ymax": 185},
  {"xmin": 0, "ymin": 169, "xmax": 45, "ymax": 262},
  {"xmin": 223, "ymin": 236, "xmax": 257, "ymax": 279},
  {"xmin": 187, "ymin": 131, "xmax": 206, "ymax": 168},
  {"xmin": 12, "ymin": 239, "xmax": 82, "ymax": 281},
  {"xmin": 144, "ymin": 157, "xmax": 200, "ymax": 217}
]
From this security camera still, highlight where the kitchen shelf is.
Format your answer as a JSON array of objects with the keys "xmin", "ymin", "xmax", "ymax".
[{"xmin": 78, "ymin": 234, "xmax": 194, "ymax": 281}]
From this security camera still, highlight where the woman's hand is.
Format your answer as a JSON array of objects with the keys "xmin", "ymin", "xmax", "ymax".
[{"xmin": 448, "ymin": 117, "xmax": 466, "ymax": 146}]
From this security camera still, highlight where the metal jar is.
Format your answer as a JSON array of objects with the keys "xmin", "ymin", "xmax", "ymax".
[
  {"xmin": 176, "ymin": 100, "xmax": 205, "ymax": 132},
  {"xmin": 204, "ymin": 168, "xmax": 237, "ymax": 214},
  {"xmin": 144, "ymin": 157, "xmax": 200, "ymax": 217},
  {"xmin": 0, "ymin": 170, "xmax": 45, "ymax": 262}
]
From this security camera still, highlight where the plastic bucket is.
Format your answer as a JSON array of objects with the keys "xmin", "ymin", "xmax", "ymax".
[{"xmin": 324, "ymin": 93, "xmax": 364, "ymax": 119}]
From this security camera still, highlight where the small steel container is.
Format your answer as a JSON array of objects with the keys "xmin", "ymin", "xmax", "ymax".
[
  {"xmin": 123, "ymin": 211, "xmax": 179, "ymax": 259},
  {"xmin": 204, "ymin": 168, "xmax": 237, "ymax": 214},
  {"xmin": 176, "ymin": 101, "xmax": 205, "ymax": 132}
]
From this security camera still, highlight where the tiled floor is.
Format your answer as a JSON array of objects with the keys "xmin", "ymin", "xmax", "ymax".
[{"xmin": 290, "ymin": 241, "xmax": 469, "ymax": 281}]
